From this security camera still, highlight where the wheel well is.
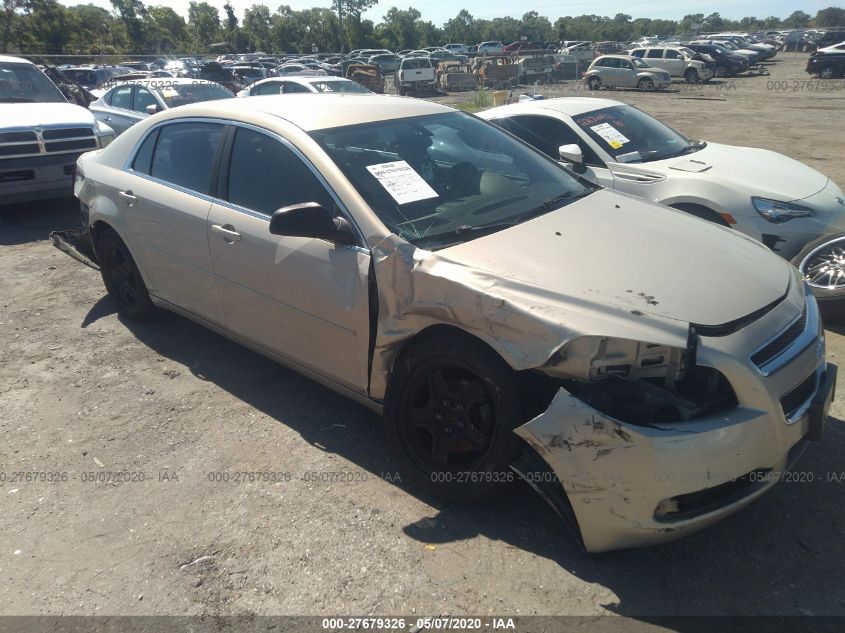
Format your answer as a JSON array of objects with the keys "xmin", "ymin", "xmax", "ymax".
[
  {"xmin": 669, "ymin": 203, "xmax": 730, "ymax": 227},
  {"xmin": 91, "ymin": 220, "xmax": 115, "ymax": 243},
  {"xmin": 393, "ymin": 324, "xmax": 505, "ymax": 368}
]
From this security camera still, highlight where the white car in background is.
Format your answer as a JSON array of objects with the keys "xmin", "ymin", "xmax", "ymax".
[
  {"xmin": 480, "ymin": 97, "xmax": 845, "ymax": 318},
  {"xmin": 477, "ymin": 41, "xmax": 505, "ymax": 54},
  {"xmin": 237, "ymin": 76, "xmax": 373, "ymax": 97}
]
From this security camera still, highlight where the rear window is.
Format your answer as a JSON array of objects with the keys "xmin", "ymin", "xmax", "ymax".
[{"xmin": 402, "ymin": 58, "xmax": 432, "ymax": 69}]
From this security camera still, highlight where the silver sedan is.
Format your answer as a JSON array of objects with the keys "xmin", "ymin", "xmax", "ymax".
[{"xmin": 89, "ymin": 78, "xmax": 234, "ymax": 136}]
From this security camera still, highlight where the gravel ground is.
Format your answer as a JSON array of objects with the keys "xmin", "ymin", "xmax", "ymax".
[{"xmin": 1, "ymin": 52, "xmax": 844, "ymax": 622}]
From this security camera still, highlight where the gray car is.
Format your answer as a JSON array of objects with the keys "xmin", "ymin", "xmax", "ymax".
[
  {"xmin": 368, "ymin": 53, "xmax": 400, "ymax": 74},
  {"xmin": 89, "ymin": 79, "xmax": 234, "ymax": 136}
]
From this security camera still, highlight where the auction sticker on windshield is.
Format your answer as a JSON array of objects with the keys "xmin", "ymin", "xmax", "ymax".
[
  {"xmin": 366, "ymin": 161, "xmax": 439, "ymax": 205},
  {"xmin": 590, "ymin": 122, "xmax": 630, "ymax": 149}
]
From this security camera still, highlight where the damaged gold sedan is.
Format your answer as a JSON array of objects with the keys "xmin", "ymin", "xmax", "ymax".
[{"xmin": 67, "ymin": 94, "xmax": 836, "ymax": 552}]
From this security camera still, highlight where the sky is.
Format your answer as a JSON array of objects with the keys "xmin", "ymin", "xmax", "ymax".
[{"xmin": 57, "ymin": 0, "xmax": 837, "ymax": 27}]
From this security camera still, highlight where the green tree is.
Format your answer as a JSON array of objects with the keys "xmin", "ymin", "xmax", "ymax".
[
  {"xmin": 379, "ymin": 6, "xmax": 421, "ymax": 50},
  {"xmin": 188, "ymin": 0, "xmax": 220, "ymax": 49},
  {"xmin": 243, "ymin": 3, "xmax": 272, "ymax": 50},
  {"xmin": 443, "ymin": 9, "xmax": 475, "ymax": 43},
  {"xmin": 782, "ymin": 10, "xmax": 811, "ymax": 28},
  {"xmin": 813, "ymin": 7, "xmax": 845, "ymax": 27}
]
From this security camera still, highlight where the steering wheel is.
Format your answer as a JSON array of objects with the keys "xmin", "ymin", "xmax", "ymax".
[{"xmin": 441, "ymin": 162, "xmax": 481, "ymax": 199}]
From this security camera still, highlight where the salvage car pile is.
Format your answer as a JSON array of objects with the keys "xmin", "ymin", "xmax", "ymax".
[{"xmin": 2, "ymin": 49, "xmax": 842, "ymax": 554}]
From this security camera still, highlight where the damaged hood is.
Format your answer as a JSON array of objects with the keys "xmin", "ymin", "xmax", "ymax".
[
  {"xmin": 661, "ymin": 142, "xmax": 829, "ymax": 201},
  {"xmin": 437, "ymin": 190, "xmax": 790, "ymax": 327},
  {"xmin": 0, "ymin": 102, "xmax": 96, "ymax": 130}
]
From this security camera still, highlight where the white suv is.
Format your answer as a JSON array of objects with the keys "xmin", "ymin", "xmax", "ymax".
[{"xmin": 628, "ymin": 45, "xmax": 715, "ymax": 83}]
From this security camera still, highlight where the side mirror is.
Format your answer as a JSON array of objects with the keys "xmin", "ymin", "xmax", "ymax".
[
  {"xmin": 269, "ymin": 202, "xmax": 355, "ymax": 245},
  {"xmin": 145, "ymin": 103, "xmax": 159, "ymax": 115},
  {"xmin": 559, "ymin": 144, "xmax": 583, "ymax": 164}
]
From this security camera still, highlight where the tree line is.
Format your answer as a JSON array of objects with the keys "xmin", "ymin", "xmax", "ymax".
[{"xmin": 1, "ymin": 0, "xmax": 843, "ymax": 56}]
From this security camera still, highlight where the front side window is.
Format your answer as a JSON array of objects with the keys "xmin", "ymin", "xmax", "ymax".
[
  {"xmin": 0, "ymin": 62, "xmax": 66, "ymax": 103},
  {"xmin": 226, "ymin": 127, "xmax": 332, "ymax": 216},
  {"xmin": 254, "ymin": 81, "xmax": 282, "ymax": 95},
  {"xmin": 158, "ymin": 83, "xmax": 233, "ymax": 108},
  {"xmin": 573, "ymin": 105, "xmax": 700, "ymax": 164},
  {"xmin": 133, "ymin": 87, "xmax": 158, "ymax": 113},
  {"xmin": 149, "ymin": 122, "xmax": 224, "ymax": 193},
  {"xmin": 310, "ymin": 112, "xmax": 594, "ymax": 249},
  {"xmin": 281, "ymin": 82, "xmax": 311, "ymax": 94},
  {"xmin": 666, "ymin": 50, "xmax": 681, "ymax": 59},
  {"xmin": 630, "ymin": 49, "xmax": 645, "ymax": 58},
  {"xmin": 646, "ymin": 49, "xmax": 662, "ymax": 59}
]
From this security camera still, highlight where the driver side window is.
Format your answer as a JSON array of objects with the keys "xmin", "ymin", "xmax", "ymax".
[{"xmin": 225, "ymin": 127, "xmax": 334, "ymax": 216}]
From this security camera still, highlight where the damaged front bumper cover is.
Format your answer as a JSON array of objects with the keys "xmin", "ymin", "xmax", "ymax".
[
  {"xmin": 516, "ymin": 362, "xmax": 836, "ymax": 553},
  {"xmin": 49, "ymin": 229, "xmax": 99, "ymax": 271}
]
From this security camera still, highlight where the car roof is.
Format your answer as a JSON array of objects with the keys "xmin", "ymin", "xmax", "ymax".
[
  {"xmin": 481, "ymin": 97, "xmax": 623, "ymax": 118},
  {"xmin": 152, "ymin": 94, "xmax": 451, "ymax": 131},
  {"xmin": 0, "ymin": 54, "xmax": 34, "ymax": 65},
  {"xmin": 105, "ymin": 78, "xmax": 219, "ymax": 89},
  {"xmin": 595, "ymin": 54, "xmax": 637, "ymax": 60}
]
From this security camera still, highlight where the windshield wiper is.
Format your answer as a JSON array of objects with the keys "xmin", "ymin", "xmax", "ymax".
[
  {"xmin": 0, "ymin": 97, "xmax": 35, "ymax": 103},
  {"xmin": 673, "ymin": 140, "xmax": 707, "ymax": 157},
  {"xmin": 530, "ymin": 189, "xmax": 592, "ymax": 214}
]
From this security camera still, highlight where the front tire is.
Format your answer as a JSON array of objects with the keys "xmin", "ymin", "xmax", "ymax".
[
  {"xmin": 637, "ymin": 77, "xmax": 655, "ymax": 91},
  {"xmin": 684, "ymin": 68, "xmax": 700, "ymax": 84},
  {"xmin": 819, "ymin": 67, "xmax": 835, "ymax": 79},
  {"xmin": 383, "ymin": 334, "xmax": 524, "ymax": 501},
  {"xmin": 96, "ymin": 227, "xmax": 157, "ymax": 322},
  {"xmin": 587, "ymin": 76, "xmax": 601, "ymax": 91},
  {"xmin": 792, "ymin": 233, "xmax": 845, "ymax": 324}
]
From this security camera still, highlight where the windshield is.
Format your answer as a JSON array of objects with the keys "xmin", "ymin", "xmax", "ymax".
[
  {"xmin": 631, "ymin": 58, "xmax": 652, "ymax": 68},
  {"xmin": 0, "ymin": 62, "xmax": 66, "ymax": 103},
  {"xmin": 157, "ymin": 83, "xmax": 233, "ymax": 107},
  {"xmin": 311, "ymin": 80, "xmax": 371, "ymax": 93},
  {"xmin": 573, "ymin": 105, "xmax": 702, "ymax": 164},
  {"xmin": 310, "ymin": 112, "xmax": 595, "ymax": 249},
  {"xmin": 403, "ymin": 58, "xmax": 432, "ymax": 69}
]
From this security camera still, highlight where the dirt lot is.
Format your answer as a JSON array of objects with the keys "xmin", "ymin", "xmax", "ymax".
[{"xmin": 2, "ymin": 53, "xmax": 845, "ymax": 623}]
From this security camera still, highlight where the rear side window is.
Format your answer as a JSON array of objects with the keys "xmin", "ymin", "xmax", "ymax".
[
  {"xmin": 255, "ymin": 82, "xmax": 282, "ymax": 95},
  {"xmin": 111, "ymin": 85, "xmax": 133, "ymax": 109},
  {"xmin": 131, "ymin": 128, "xmax": 159, "ymax": 174},
  {"xmin": 226, "ymin": 127, "xmax": 332, "ymax": 216},
  {"xmin": 149, "ymin": 122, "xmax": 224, "ymax": 194}
]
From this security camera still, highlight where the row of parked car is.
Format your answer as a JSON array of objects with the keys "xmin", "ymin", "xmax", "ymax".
[{"xmin": 4, "ymin": 50, "xmax": 844, "ymax": 554}]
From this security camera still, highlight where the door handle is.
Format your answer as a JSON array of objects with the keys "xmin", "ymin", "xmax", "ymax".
[
  {"xmin": 118, "ymin": 190, "xmax": 137, "ymax": 205},
  {"xmin": 211, "ymin": 224, "xmax": 241, "ymax": 243}
]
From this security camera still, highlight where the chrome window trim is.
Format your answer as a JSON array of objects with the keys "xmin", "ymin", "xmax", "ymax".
[
  {"xmin": 121, "ymin": 117, "xmax": 369, "ymax": 252},
  {"xmin": 751, "ymin": 291, "xmax": 820, "ymax": 377}
]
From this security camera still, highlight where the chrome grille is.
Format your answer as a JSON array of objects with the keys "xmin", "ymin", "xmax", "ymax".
[{"xmin": 0, "ymin": 126, "xmax": 98, "ymax": 158}]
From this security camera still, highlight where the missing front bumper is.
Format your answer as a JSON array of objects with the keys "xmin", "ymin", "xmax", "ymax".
[{"xmin": 514, "ymin": 368, "xmax": 833, "ymax": 552}]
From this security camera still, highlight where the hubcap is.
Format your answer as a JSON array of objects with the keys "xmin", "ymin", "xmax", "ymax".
[
  {"xmin": 405, "ymin": 366, "xmax": 495, "ymax": 469},
  {"xmin": 801, "ymin": 240, "xmax": 845, "ymax": 289}
]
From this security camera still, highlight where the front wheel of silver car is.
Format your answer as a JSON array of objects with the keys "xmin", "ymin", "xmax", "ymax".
[
  {"xmin": 684, "ymin": 68, "xmax": 700, "ymax": 84},
  {"xmin": 819, "ymin": 67, "xmax": 835, "ymax": 79},
  {"xmin": 637, "ymin": 77, "xmax": 655, "ymax": 91},
  {"xmin": 792, "ymin": 233, "xmax": 845, "ymax": 324},
  {"xmin": 96, "ymin": 227, "xmax": 158, "ymax": 322},
  {"xmin": 384, "ymin": 334, "xmax": 524, "ymax": 501},
  {"xmin": 587, "ymin": 76, "xmax": 602, "ymax": 91}
]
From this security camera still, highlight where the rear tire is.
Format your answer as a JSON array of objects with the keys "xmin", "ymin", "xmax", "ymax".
[
  {"xmin": 383, "ymin": 334, "xmax": 524, "ymax": 501},
  {"xmin": 791, "ymin": 233, "xmax": 845, "ymax": 325},
  {"xmin": 96, "ymin": 227, "xmax": 157, "ymax": 322}
]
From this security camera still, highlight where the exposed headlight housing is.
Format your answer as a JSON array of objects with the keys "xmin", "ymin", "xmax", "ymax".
[
  {"xmin": 541, "ymin": 336, "xmax": 687, "ymax": 382},
  {"xmin": 752, "ymin": 197, "xmax": 814, "ymax": 223}
]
